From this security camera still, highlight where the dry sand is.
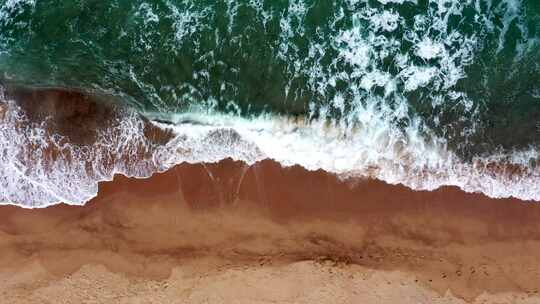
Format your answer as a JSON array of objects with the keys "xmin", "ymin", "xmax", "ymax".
[
  {"xmin": 1, "ymin": 159, "xmax": 540, "ymax": 303},
  {"xmin": 3, "ymin": 261, "xmax": 540, "ymax": 304}
]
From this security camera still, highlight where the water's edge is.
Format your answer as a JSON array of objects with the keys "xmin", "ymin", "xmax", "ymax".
[{"xmin": 0, "ymin": 85, "xmax": 538, "ymax": 208}]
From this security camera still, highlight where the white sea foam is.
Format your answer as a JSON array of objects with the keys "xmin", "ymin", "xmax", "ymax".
[
  {"xmin": 376, "ymin": 0, "xmax": 418, "ymax": 4},
  {"xmin": 1, "ymin": 86, "xmax": 539, "ymax": 208},
  {"xmin": 415, "ymin": 38, "xmax": 444, "ymax": 60},
  {"xmin": 0, "ymin": 0, "xmax": 35, "ymax": 51},
  {"xmin": 0, "ymin": 88, "xmax": 164, "ymax": 207},
  {"xmin": 155, "ymin": 110, "xmax": 540, "ymax": 203}
]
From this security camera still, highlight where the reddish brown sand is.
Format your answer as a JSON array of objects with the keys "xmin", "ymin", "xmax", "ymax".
[
  {"xmin": 1, "ymin": 86, "xmax": 540, "ymax": 303},
  {"xmin": 1, "ymin": 159, "xmax": 540, "ymax": 303}
]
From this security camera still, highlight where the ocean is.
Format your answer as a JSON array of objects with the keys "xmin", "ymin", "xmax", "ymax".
[{"xmin": 0, "ymin": 0, "xmax": 539, "ymax": 207}]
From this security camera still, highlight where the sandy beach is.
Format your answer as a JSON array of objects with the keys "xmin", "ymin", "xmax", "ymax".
[
  {"xmin": 0, "ymin": 159, "xmax": 540, "ymax": 303},
  {"xmin": 1, "ymin": 1, "xmax": 540, "ymax": 302}
]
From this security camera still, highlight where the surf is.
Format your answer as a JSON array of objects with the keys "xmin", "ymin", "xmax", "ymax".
[{"xmin": 0, "ymin": 0, "xmax": 538, "ymax": 207}]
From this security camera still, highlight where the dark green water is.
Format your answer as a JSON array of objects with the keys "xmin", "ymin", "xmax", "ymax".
[{"xmin": 0, "ymin": 0, "xmax": 539, "ymax": 159}]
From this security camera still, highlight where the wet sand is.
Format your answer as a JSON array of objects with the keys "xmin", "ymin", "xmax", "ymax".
[
  {"xmin": 1, "ymin": 85, "xmax": 540, "ymax": 303},
  {"xmin": 1, "ymin": 159, "xmax": 540, "ymax": 303}
]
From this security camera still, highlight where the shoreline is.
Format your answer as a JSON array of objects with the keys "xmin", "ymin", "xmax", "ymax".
[
  {"xmin": 1, "ymin": 158, "xmax": 540, "ymax": 303},
  {"xmin": 2, "ymin": 84, "xmax": 539, "ymax": 208}
]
